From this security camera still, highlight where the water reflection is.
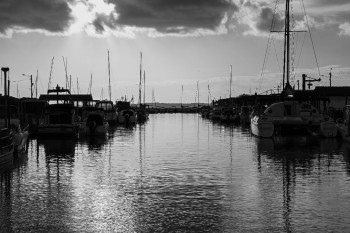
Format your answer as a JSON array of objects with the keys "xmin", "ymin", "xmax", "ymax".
[
  {"xmin": 2, "ymin": 114, "xmax": 350, "ymax": 232},
  {"xmin": 253, "ymin": 136, "xmax": 348, "ymax": 232}
]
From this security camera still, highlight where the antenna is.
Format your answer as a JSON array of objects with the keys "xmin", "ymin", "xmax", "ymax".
[{"xmin": 35, "ymin": 69, "xmax": 38, "ymax": 98}]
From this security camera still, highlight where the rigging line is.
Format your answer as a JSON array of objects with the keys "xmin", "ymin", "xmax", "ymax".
[
  {"xmin": 295, "ymin": 32, "xmax": 307, "ymax": 72},
  {"xmin": 301, "ymin": 0, "xmax": 320, "ymax": 76},
  {"xmin": 259, "ymin": 0, "xmax": 280, "ymax": 91},
  {"xmin": 272, "ymin": 38, "xmax": 282, "ymax": 73}
]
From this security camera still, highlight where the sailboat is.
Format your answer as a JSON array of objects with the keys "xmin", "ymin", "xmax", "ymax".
[{"xmin": 250, "ymin": 0, "xmax": 337, "ymax": 138}]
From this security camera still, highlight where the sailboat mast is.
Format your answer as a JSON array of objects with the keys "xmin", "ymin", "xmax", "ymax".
[
  {"xmin": 181, "ymin": 85, "xmax": 183, "ymax": 107},
  {"xmin": 283, "ymin": 0, "xmax": 291, "ymax": 90},
  {"xmin": 108, "ymin": 50, "xmax": 111, "ymax": 101},
  {"xmin": 36, "ymin": 69, "xmax": 38, "ymax": 98},
  {"xmin": 197, "ymin": 81, "xmax": 199, "ymax": 108},
  {"xmin": 143, "ymin": 70, "xmax": 146, "ymax": 105},
  {"xmin": 208, "ymin": 83, "xmax": 210, "ymax": 106},
  {"xmin": 229, "ymin": 65, "xmax": 232, "ymax": 99},
  {"xmin": 139, "ymin": 52, "xmax": 142, "ymax": 106}
]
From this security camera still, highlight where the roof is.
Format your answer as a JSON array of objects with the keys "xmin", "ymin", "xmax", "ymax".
[
  {"xmin": 314, "ymin": 86, "xmax": 350, "ymax": 97},
  {"xmin": 39, "ymin": 94, "xmax": 93, "ymax": 101}
]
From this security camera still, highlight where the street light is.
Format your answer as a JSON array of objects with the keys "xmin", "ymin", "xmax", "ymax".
[{"xmin": 22, "ymin": 74, "xmax": 33, "ymax": 98}]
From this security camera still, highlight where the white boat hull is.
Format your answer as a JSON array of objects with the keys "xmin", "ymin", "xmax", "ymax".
[{"xmin": 251, "ymin": 116, "xmax": 274, "ymax": 138}]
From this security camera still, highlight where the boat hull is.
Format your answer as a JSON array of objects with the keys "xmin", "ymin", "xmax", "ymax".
[
  {"xmin": 250, "ymin": 116, "xmax": 274, "ymax": 138},
  {"xmin": 337, "ymin": 124, "xmax": 350, "ymax": 142},
  {"xmin": 80, "ymin": 124, "xmax": 108, "ymax": 136},
  {"xmin": 319, "ymin": 121, "xmax": 337, "ymax": 138},
  {"xmin": 117, "ymin": 116, "xmax": 136, "ymax": 124}
]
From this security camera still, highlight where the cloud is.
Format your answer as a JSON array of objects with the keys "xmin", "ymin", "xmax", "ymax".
[
  {"xmin": 92, "ymin": 0, "xmax": 239, "ymax": 35},
  {"xmin": 236, "ymin": 0, "xmax": 285, "ymax": 37},
  {"xmin": 1, "ymin": 0, "xmax": 348, "ymax": 39},
  {"xmin": 339, "ymin": 22, "xmax": 350, "ymax": 36},
  {"xmin": 0, "ymin": 0, "xmax": 72, "ymax": 36}
]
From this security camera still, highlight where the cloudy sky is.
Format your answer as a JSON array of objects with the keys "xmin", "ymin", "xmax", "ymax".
[{"xmin": 0, "ymin": 0, "xmax": 349, "ymax": 103}]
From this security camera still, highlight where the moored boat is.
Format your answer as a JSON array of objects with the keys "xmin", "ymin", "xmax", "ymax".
[
  {"xmin": 220, "ymin": 107, "xmax": 239, "ymax": 123},
  {"xmin": 263, "ymin": 101, "xmax": 336, "ymax": 137},
  {"xmin": 79, "ymin": 107, "xmax": 108, "ymax": 136},
  {"xmin": 209, "ymin": 106, "xmax": 222, "ymax": 121},
  {"xmin": 116, "ymin": 101, "xmax": 137, "ymax": 125},
  {"xmin": 250, "ymin": 114, "xmax": 274, "ymax": 138},
  {"xmin": 95, "ymin": 100, "xmax": 118, "ymax": 125},
  {"xmin": 240, "ymin": 106, "xmax": 252, "ymax": 125},
  {"xmin": 38, "ymin": 85, "xmax": 79, "ymax": 136}
]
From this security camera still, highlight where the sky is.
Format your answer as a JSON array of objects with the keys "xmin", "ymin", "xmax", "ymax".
[{"xmin": 0, "ymin": 0, "xmax": 349, "ymax": 103}]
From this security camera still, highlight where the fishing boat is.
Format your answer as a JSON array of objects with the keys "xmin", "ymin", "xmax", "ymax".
[
  {"xmin": 250, "ymin": 0, "xmax": 336, "ymax": 138},
  {"xmin": 79, "ymin": 106, "xmax": 109, "ymax": 136},
  {"xmin": 38, "ymin": 85, "xmax": 79, "ymax": 136},
  {"xmin": 116, "ymin": 100, "xmax": 137, "ymax": 125}
]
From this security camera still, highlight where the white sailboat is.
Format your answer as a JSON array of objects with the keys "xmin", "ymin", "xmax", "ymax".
[{"xmin": 251, "ymin": 0, "xmax": 336, "ymax": 138}]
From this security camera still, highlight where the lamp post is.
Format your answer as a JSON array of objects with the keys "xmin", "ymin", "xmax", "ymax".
[{"xmin": 22, "ymin": 74, "xmax": 33, "ymax": 98}]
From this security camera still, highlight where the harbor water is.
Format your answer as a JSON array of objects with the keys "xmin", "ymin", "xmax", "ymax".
[{"xmin": 1, "ymin": 113, "xmax": 350, "ymax": 232}]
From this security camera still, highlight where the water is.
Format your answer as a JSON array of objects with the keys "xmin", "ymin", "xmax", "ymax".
[{"xmin": 1, "ymin": 113, "xmax": 350, "ymax": 232}]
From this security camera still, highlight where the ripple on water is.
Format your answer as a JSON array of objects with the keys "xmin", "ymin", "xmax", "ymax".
[{"xmin": 1, "ymin": 114, "xmax": 350, "ymax": 232}]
